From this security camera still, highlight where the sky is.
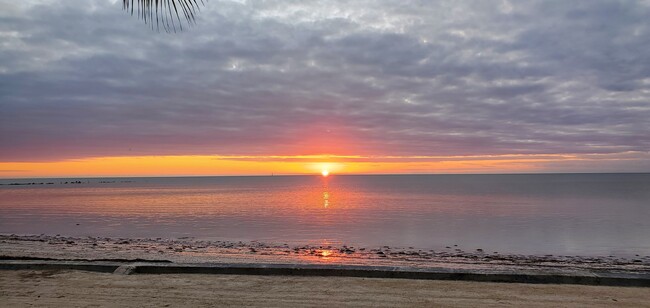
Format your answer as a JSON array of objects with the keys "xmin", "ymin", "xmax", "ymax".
[{"xmin": 1, "ymin": 0, "xmax": 649, "ymax": 177}]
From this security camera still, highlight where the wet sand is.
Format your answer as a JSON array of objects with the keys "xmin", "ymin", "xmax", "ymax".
[
  {"xmin": 2, "ymin": 269, "xmax": 649, "ymax": 307},
  {"xmin": 2, "ymin": 234, "xmax": 649, "ymax": 274}
]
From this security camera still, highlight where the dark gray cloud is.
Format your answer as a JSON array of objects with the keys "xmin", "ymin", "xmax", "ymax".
[{"xmin": 0, "ymin": 0, "xmax": 649, "ymax": 165}]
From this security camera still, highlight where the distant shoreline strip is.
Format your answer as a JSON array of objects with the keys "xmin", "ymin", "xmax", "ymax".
[{"xmin": 1, "ymin": 260, "xmax": 649, "ymax": 287}]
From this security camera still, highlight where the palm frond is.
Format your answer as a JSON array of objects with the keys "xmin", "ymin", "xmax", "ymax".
[{"xmin": 123, "ymin": 0, "xmax": 206, "ymax": 32}]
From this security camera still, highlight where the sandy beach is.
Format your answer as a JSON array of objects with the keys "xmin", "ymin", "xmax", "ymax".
[
  {"xmin": 2, "ymin": 234, "xmax": 650, "ymax": 306},
  {"xmin": 1, "ymin": 269, "xmax": 649, "ymax": 307}
]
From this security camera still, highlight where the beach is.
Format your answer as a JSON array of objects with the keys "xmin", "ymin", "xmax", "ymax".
[
  {"xmin": 2, "ymin": 234, "xmax": 649, "ymax": 273},
  {"xmin": 2, "ymin": 175, "xmax": 650, "ymax": 306},
  {"xmin": 3, "ymin": 269, "xmax": 650, "ymax": 307}
]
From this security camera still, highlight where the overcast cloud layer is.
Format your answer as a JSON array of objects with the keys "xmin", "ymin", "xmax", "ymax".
[{"xmin": 1, "ymin": 0, "xmax": 649, "ymax": 164}]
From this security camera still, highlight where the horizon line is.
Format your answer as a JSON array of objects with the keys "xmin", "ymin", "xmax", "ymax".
[{"xmin": 2, "ymin": 171, "xmax": 649, "ymax": 180}]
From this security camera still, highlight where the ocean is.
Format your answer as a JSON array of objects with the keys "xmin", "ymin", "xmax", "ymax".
[{"xmin": 1, "ymin": 173, "xmax": 649, "ymax": 257}]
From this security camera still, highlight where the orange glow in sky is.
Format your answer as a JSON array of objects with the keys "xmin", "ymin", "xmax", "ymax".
[
  {"xmin": 0, "ymin": 152, "xmax": 642, "ymax": 178},
  {"xmin": 2, "ymin": 2, "xmax": 649, "ymax": 179}
]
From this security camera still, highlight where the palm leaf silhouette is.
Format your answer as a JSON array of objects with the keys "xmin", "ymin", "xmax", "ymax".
[{"xmin": 123, "ymin": 0, "xmax": 206, "ymax": 32}]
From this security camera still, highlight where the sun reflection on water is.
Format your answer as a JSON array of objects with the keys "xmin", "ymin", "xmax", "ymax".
[
  {"xmin": 322, "ymin": 175, "xmax": 331, "ymax": 208},
  {"xmin": 323, "ymin": 191, "xmax": 329, "ymax": 208}
]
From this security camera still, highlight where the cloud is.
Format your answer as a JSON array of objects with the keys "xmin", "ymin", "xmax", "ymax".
[{"xmin": 0, "ymin": 0, "xmax": 649, "ymax": 171}]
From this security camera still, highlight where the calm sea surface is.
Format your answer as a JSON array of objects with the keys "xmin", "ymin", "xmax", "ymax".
[{"xmin": 1, "ymin": 174, "xmax": 649, "ymax": 257}]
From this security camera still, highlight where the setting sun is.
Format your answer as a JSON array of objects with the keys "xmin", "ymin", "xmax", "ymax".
[{"xmin": 321, "ymin": 169, "xmax": 330, "ymax": 177}]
